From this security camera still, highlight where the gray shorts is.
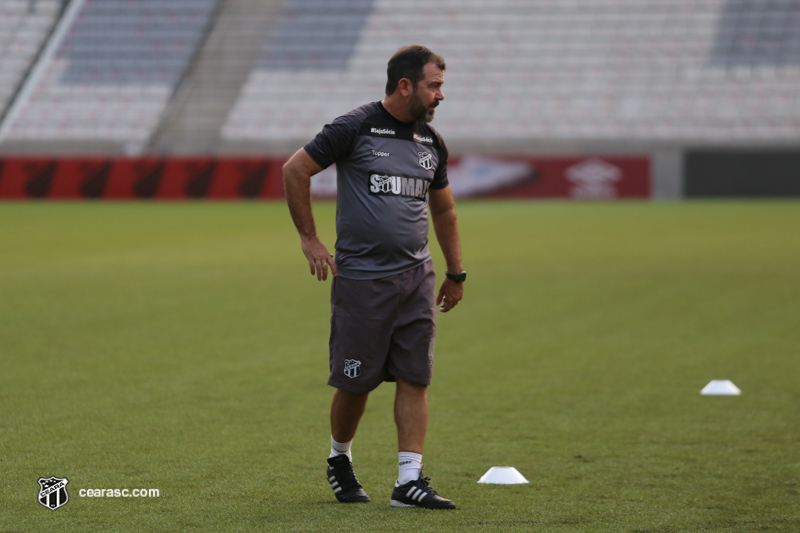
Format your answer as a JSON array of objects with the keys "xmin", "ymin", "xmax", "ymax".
[{"xmin": 328, "ymin": 260, "xmax": 437, "ymax": 393}]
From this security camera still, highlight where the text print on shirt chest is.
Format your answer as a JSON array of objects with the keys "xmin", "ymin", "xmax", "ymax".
[{"xmin": 369, "ymin": 173, "xmax": 431, "ymax": 200}]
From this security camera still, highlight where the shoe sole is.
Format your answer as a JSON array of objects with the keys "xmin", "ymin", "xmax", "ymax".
[
  {"xmin": 390, "ymin": 499, "xmax": 415, "ymax": 507},
  {"xmin": 390, "ymin": 499, "xmax": 455, "ymax": 509}
]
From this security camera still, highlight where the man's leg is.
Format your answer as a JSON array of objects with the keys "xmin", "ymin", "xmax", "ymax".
[
  {"xmin": 395, "ymin": 378, "xmax": 427, "ymax": 484},
  {"xmin": 394, "ymin": 378, "xmax": 428, "ymax": 454},
  {"xmin": 390, "ymin": 377, "xmax": 455, "ymax": 508},
  {"xmin": 331, "ymin": 388, "xmax": 369, "ymax": 445},
  {"xmin": 326, "ymin": 388, "xmax": 371, "ymax": 503}
]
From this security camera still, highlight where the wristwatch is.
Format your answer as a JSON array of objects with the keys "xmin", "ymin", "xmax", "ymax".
[{"xmin": 445, "ymin": 271, "xmax": 467, "ymax": 283}]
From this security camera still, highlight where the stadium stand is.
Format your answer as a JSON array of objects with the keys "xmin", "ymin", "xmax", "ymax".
[
  {"xmin": 0, "ymin": 0, "xmax": 63, "ymax": 122},
  {"xmin": 222, "ymin": 0, "xmax": 800, "ymax": 149},
  {"xmin": 0, "ymin": 0, "xmax": 798, "ymax": 156},
  {"xmin": 147, "ymin": 0, "xmax": 284, "ymax": 154},
  {"xmin": 222, "ymin": 0, "xmax": 380, "ymax": 146},
  {"xmin": 2, "ymin": 0, "xmax": 217, "ymax": 148}
]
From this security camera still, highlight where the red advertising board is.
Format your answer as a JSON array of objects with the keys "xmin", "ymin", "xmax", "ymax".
[
  {"xmin": 0, "ymin": 154, "xmax": 649, "ymax": 200},
  {"xmin": 449, "ymin": 155, "xmax": 650, "ymax": 199},
  {"xmin": 308, "ymin": 154, "xmax": 650, "ymax": 199}
]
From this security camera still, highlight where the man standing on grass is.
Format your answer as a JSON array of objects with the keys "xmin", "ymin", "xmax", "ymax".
[{"xmin": 282, "ymin": 45, "xmax": 465, "ymax": 509}]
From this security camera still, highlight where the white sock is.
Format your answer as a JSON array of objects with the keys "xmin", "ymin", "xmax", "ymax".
[
  {"xmin": 329, "ymin": 436, "xmax": 352, "ymax": 461},
  {"xmin": 397, "ymin": 452, "xmax": 422, "ymax": 484}
]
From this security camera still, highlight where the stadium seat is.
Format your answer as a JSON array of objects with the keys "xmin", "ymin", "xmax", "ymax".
[
  {"xmin": 4, "ymin": 0, "xmax": 216, "ymax": 143},
  {"xmin": 3, "ymin": 0, "xmax": 799, "ymax": 148},
  {"xmin": 0, "ymin": 0, "xmax": 61, "ymax": 116},
  {"xmin": 223, "ymin": 0, "xmax": 800, "ymax": 144}
]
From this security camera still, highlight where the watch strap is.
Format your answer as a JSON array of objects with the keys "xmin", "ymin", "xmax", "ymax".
[{"xmin": 445, "ymin": 271, "xmax": 467, "ymax": 283}]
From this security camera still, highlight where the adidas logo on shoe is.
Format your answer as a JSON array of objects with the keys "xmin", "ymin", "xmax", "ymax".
[
  {"xmin": 326, "ymin": 455, "xmax": 370, "ymax": 503},
  {"xmin": 390, "ymin": 474, "xmax": 455, "ymax": 509}
]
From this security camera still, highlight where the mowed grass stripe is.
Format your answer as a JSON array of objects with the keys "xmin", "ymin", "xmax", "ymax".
[{"xmin": 1, "ymin": 201, "xmax": 798, "ymax": 532}]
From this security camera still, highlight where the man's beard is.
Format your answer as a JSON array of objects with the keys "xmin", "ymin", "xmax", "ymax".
[{"xmin": 407, "ymin": 90, "xmax": 437, "ymax": 123}]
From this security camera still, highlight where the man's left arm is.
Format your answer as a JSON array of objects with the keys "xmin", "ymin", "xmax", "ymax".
[{"xmin": 429, "ymin": 186, "xmax": 464, "ymax": 313}]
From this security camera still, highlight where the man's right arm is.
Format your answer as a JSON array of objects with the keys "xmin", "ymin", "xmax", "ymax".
[{"xmin": 282, "ymin": 148, "xmax": 337, "ymax": 281}]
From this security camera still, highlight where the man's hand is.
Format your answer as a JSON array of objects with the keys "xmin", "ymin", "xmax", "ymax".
[
  {"xmin": 283, "ymin": 148, "xmax": 333, "ymax": 281},
  {"xmin": 301, "ymin": 235, "xmax": 337, "ymax": 281},
  {"xmin": 430, "ymin": 186, "xmax": 465, "ymax": 313},
  {"xmin": 436, "ymin": 278, "xmax": 463, "ymax": 313}
]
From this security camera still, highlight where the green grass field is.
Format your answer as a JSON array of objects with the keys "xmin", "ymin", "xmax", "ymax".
[{"xmin": 2, "ymin": 200, "xmax": 799, "ymax": 532}]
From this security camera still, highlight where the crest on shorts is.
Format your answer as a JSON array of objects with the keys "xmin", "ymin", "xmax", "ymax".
[
  {"xmin": 343, "ymin": 359, "xmax": 362, "ymax": 379},
  {"xmin": 38, "ymin": 476, "xmax": 69, "ymax": 510},
  {"xmin": 418, "ymin": 151, "xmax": 433, "ymax": 170}
]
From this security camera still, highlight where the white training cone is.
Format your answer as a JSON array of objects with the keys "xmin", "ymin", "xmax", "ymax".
[
  {"xmin": 701, "ymin": 380, "xmax": 741, "ymax": 396},
  {"xmin": 477, "ymin": 466, "xmax": 529, "ymax": 484}
]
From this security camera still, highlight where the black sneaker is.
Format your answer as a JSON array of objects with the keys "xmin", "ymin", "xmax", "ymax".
[
  {"xmin": 326, "ymin": 455, "xmax": 370, "ymax": 503},
  {"xmin": 390, "ymin": 474, "xmax": 456, "ymax": 509}
]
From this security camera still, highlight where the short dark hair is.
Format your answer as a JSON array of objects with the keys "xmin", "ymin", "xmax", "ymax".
[{"xmin": 385, "ymin": 45, "xmax": 446, "ymax": 96}]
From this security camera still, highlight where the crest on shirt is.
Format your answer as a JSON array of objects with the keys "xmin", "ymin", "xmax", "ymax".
[{"xmin": 418, "ymin": 151, "xmax": 433, "ymax": 171}]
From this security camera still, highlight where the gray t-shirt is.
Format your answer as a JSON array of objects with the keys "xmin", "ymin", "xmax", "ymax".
[{"xmin": 304, "ymin": 101, "xmax": 449, "ymax": 280}]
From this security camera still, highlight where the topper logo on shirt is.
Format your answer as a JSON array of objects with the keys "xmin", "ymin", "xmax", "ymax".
[{"xmin": 369, "ymin": 173, "xmax": 431, "ymax": 200}]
